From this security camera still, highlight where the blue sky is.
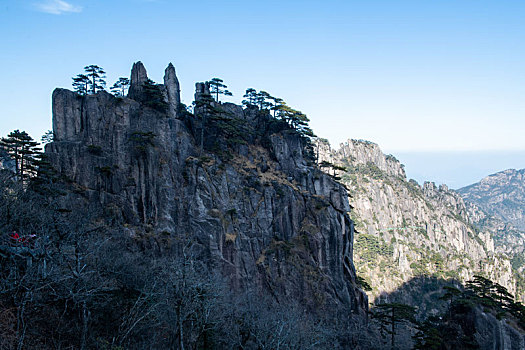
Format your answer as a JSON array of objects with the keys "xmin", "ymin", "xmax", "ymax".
[{"xmin": 1, "ymin": 0, "xmax": 525, "ymax": 185}]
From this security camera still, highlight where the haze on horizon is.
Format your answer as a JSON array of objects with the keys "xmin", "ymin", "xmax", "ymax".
[{"xmin": 1, "ymin": 0, "xmax": 524, "ymax": 186}]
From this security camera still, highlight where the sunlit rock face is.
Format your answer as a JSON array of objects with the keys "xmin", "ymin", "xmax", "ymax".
[
  {"xmin": 45, "ymin": 62, "xmax": 368, "ymax": 317},
  {"xmin": 459, "ymin": 168, "xmax": 525, "ymax": 232},
  {"xmin": 316, "ymin": 138, "xmax": 518, "ymax": 300}
]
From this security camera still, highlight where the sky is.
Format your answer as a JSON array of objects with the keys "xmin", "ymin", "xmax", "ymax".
[{"xmin": 1, "ymin": 0, "xmax": 524, "ymax": 187}]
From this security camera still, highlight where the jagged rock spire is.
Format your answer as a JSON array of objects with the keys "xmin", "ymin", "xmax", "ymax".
[
  {"xmin": 194, "ymin": 81, "xmax": 210, "ymax": 102},
  {"xmin": 163, "ymin": 63, "xmax": 181, "ymax": 116},
  {"xmin": 127, "ymin": 61, "xmax": 148, "ymax": 100}
]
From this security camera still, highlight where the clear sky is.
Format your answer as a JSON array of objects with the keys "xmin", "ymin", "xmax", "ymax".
[{"xmin": 1, "ymin": 0, "xmax": 524, "ymax": 185}]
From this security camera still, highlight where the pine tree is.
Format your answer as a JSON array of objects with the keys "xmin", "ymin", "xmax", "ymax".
[
  {"xmin": 83, "ymin": 65, "xmax": 106, "ymax": 94},
  {"xmin": 41, "ymin": 130, "xmax": 54, "ymax": 144},
  {"xmin": 268, "ymin": 96, "xmax": 285, "ymax": 117},
  {"xmin": 0, "ymin": 130, "xmax": 42, "ymax": 183},
  {"xmin": 72, "ymin": 74, "xmax": 90, "ymax": 95},
  {"xmin": 242, "ymin": 88, "xmax": 258, "ymax": 107},
  {"xmin": 142, "ymin": 79, "xmax": 168, "ymax": 112},
  {"xmin": 255, "ymin": 91, "xmax": 271, "ymax": 110},
  {"xmin": 208, "ymin": 78, "xmax": 232, "ymax": 102},
  {"xmin": 371, "ymin": 302, "xmax": 416, "ymax": 350},
  {"xmin": 110, "ymin": 77, "xmax": 130, "ymax": 97},
  {"xmin": 194, "ymin": 91, "xmax": 217, "ymax": 154}
]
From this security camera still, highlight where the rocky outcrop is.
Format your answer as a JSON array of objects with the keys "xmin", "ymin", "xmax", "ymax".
[
  {"xmin": 459, "ymin": 169, "xmax": 525, "ymax": 231},
  {"xmin": 45, "ymin": 62, "xmax": 367, "ymax": 317},
  {"xmin": 459, "ymin": 169, "xmax": 525, "ymax": 300},
  {"xmin": 338, "ymin": 139, "xmax": 406, "ymax": 178},
  {"xmin": 474, "ymin": 309, "xmax": 525, "ymax": 350},
  {"xmin": 316, "ymin": 139, "xmax": 518, "ymax": 301},
  {"xmin": 127, "ymin": 61, "xmax": 148, "ymax": 100},
  {"xmin": 163, "ymin": 63, "xmax": 180, "ymax": 117}
]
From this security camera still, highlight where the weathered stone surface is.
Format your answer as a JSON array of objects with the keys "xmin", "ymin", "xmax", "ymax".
[
  {"xmin": 127, "ymin": 61, "xmax": 148, "ymax": 100},
  {"xmin": 316, "ymin": 138, "xmax": 518, "ymax": 300},
  {"xmin": 475, "ymin": 309, "xmax": 525, "ymax": 350},
  {"xmin": 459, "ymin": 169, "xmax": 525, "ymax": 231},
  {"xmin": 163, "ymin": 62, "xmax": 180, "ymax": 117},
  {"xmin": 338, "ymin": 139, "xmax": 406, "ymax": 178},
  {"xmin": 52, "ymin": 88, "xmax": 83, "ymax": 141},
  {"xmin": 194, "ymin": 82, "xmax": 210, "ymax": 101},
  {"xmin": 45, "ymin": 62, "xmax": 367, "ymax": 317}
]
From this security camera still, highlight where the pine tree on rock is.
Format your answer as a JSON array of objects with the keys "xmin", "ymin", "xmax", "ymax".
[
  {"xmin": 269, "ymin": 96, "xmax": 285, "ymax": 117},
  {"xmin": 371, "ymin": 302, "xmax": 416, "ymax": 350},
  {"xmin": 242, "ymin": 88, "xmax": 258, "ymax": 107},
  {"xmin": 72, "ymin": 74, "xmax": 90, "ymax": 95},
  {"xmin": 83, "ymin": 65, "xmax": 106, "ymax": 94},
  {"xmin": 41, "ymin": 130, "xmax": 54, "ymax": 145},
  {"xmin": 208, "ymin": 78, "xmax": 232, "ymax": 102},
  {"xmin": 255, "ymin": 90, "xmax": 271, "ymax": 110},
  {"xmin": 0, "ymin": 130, "xmax": 42, "ymax": 183},
  {"xmin": 194, "ymin": 91, "xmax": 218, "ymax": 154},
  {"xmin": 142, "ymin": 79, "xmax": 168, "ymax": 112},
  {"xmin": 110, "ymin": 77, "xmax": 130, "ymax": 97}
]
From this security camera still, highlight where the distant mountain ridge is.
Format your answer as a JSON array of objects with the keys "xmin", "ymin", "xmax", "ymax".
[
  {"xmin": 459, "ymin": 168, "xmax": 525, "ymax": 231},
  {"xmin": 458, "ymin": 168, "xmax": 525, "ymax": 298},
  {"xmin": 317, "ymin": 138, "xmax": 523, "ymax": 302}
]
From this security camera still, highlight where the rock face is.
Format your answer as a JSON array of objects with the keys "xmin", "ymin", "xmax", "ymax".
[
  {"xmin": 45, "ymin": 62, "xmax": 367, "ymax": 316},
  {"xmin": 338, "ymin": 140, "xmax": 406, "ymax": 178},
  {"xmin": 127, "ymin": 61, "xmax": 148, "ymax": 100},
  {"xmin": 163, "ymin": 62, "xmax": 180, "ymax": 117},
  {"xmin": 459, "ymin": 168, "xmax": 525, "ymax": 299},
  {"xmin": 316, "ymin": 139, "xmax": 518, "ymax": 301},
  {"xmin": 474, "ymin": 309, "xmax": 525, "ymax": 350},
  {"xmin": 459, "ymin": 169, "xmax": 525, "ymax": 231}
]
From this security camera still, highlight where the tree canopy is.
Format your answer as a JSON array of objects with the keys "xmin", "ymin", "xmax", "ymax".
[
  {"xmin": 0, "ymin": 130, "xmax": 42, "ymax": 183},
  {"xmin": 208, "ymin": 78, "xmax": 232, "ymax": 102},
  {"xmin": 72, "ymin": 65, "xmax": 106, "ymax": 95},
  {"xmin": 371, "ymin": 302, "xmax": 416, "ymax": 350},
  {"xmin": 110, "ymin": 77, "xmax": 130, "ymax": 97}
]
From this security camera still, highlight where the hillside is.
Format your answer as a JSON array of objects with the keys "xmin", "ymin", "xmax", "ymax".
[
  {"xmin": 459, "ymin": 169, "xmax": 525, "ymax": 298},
  {"xmin": 0, "ymin": 62, "xmax": 371, "ymax": 349},
  {"xmin": 459, "ymin": 169, "xmax": 525, "ymax": 231},
  {"xmin": 1, "ymin": 61, "xmax": 524, "ymax": 349},
  {"xmin": 317, "ymin": 139, "xmax": 519, "ymax": 302}
]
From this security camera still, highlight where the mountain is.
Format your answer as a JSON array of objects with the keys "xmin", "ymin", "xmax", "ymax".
[
  {"xmin": 316, "ymin": 139, "xmax": 525, "ymax": 348},
  {"xmin": 1, "ymin": 61, "xmax": 524, "ymax": 349},
  {"xmin": 459, "ymin": 169, "xmax": 525, "ymax": 231},
  {"xmin": 0, "ymin": 61, "xmax": 376, "ymax": 348},
  {"xmin": 45, "ymin": 61, "xmax": 367, "ymax": 330},
  {"xmin": 317, "ymin": 138, "xmax": 518, "ymax": 300},
  {"xmin": 459, "ymin": 168, "xmax": 525, "ymax": 299}
]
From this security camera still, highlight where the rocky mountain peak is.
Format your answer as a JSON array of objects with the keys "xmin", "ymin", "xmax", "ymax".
[
  {"xmin": 459, "ymin": 168, "xmax": 525, "ymax": 231},
  {"xmin": 163, "ymin": 62, "xmax": 181, "ymax": 116},
  {"xmin": 338, "ymin": 139, "xmax": 406, "ymax": 178},
  {"xmin": 44, "ymin": 61, "xmax": 367, "ymax": 318},
  {"xmin": 128, "ymin": 61, "xmax": 148, "ymax": 99},
  {"xmin": 194, "ymin": 81, "xmax": 211, "ymax": 101}
]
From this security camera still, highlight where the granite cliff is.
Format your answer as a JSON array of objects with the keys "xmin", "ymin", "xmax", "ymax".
[
  {"xmin": 459, "ymin": 169, "xmax": 525, "ymax": 231},
  {"xmin": 45, "ymin": 62, "xmax": 367, "ymax": 317},
  {"xmin": 317, "ymin": 139, "xmax": 516, "ymax": 299},
  {"xmin": 459, "ymin": 169, "xmax": 525, "ymax": 298},
  {"xmin": 316, "ymin": 138, "xmax": 525, "ymax": 349}
]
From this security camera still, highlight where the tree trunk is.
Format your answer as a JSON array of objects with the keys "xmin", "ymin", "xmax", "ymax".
[
  {"xmin": 80, "ymin": 301, "xmax": 89, "ymax": 350},
  {"xmin": 391, "ymin": 308, "xmax": 395, "ymax": 350}
]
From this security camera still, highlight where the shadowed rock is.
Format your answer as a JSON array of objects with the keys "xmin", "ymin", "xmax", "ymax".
[
  {"xmin": 127, "ymin": 61, "xmax": 148, "ymax": 100},
  {"xmin": 45, "ymin": 62, "xmax": 368, "ymax": 320},
  {"xmin": 163, "ymin": 62, "xmax": 181, "ymax": 116}
]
